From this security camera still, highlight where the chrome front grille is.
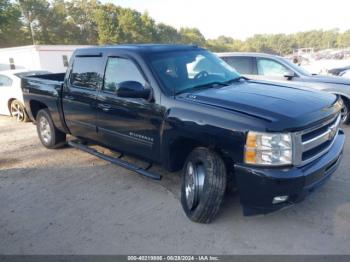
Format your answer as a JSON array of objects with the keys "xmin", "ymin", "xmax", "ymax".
[{"xmin": 293, "ymin": 114, "xmax": 341, "ymax": 166}]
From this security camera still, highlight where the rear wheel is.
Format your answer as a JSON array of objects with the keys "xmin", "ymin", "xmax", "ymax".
[
  {"xmin": 36, "ymin": 109, "xmax": 66, "ymax": 149},
  {"xmin": 181, "ymin": 147, "xmax": 227, "ymax": 223},
  {"xmin": 10, "ymin": 100, "xmax": 28, "ymax": 122}
]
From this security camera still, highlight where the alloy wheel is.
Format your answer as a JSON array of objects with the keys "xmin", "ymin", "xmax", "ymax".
[
  {"xmin": 10, "ymin": 102, "xmax": 25, "ymax": 122},
  {"xmin": 39, "ymin": 116, "xmax": 52, "ymax": 144},
  {"xmin": 184, "ymin": 161, "xmax": 205, "ymax": 210}
]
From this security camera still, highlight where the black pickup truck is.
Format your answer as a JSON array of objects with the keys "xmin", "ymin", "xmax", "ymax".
[{"xmin": 22, "ymin": 44, "xmax": 345, "ymax": 223}]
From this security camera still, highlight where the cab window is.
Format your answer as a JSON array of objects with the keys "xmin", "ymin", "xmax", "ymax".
[
  {"xmin": 70, "ymin": 57, "xmax": 103, "ymax": 89},
  {"xmin": 103, "ymin": 57, "xmax": 146, "ymax": 93},
  {"xmin": 222, "ymin": 56, "xmax": 255, "ymax": 75},
  {"xmin": 257, "ymin": 58, "xmax": 290, "ymax": 76}
]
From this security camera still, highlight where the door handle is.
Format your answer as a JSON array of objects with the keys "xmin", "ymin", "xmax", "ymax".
[
  {"xmin": 65, "ymin": 95, "xmax": 75, "ymax": 100},
  {"xmin": 98, "ymin": 103, "xmax": 112, "ymax": 112}
]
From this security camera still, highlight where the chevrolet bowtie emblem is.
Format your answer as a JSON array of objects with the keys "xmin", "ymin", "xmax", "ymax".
[{"xmin": 328, "ymin": 125, "xmax": 337, "ymax": 140}]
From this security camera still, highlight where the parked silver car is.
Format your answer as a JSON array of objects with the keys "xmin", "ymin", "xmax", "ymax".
[{"xmin": 217, "ymin": 52, "xmax": 350, "ymax": 124}]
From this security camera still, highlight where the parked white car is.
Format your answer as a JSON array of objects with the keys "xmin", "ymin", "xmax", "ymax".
[{"xmin": 0, "ymin": 70, "xmax": 50, "ymax": 122}]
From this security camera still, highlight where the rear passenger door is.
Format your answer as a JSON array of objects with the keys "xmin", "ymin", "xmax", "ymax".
[
  {"xmin": 95, "ymin": 56, "xmax": 162, "ymax": 162},
  {"xmin": 62, "ymin": 55, "xmax": 104, "ymax": 140},
  {"xmin": 221, "ymin": 56, "xmax": 257, "ymax": 79}
]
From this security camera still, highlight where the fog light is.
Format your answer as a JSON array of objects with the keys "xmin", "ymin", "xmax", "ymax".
[{"xmin": 272, "ymin": 195, "xmax": 289, "ymax": 204}]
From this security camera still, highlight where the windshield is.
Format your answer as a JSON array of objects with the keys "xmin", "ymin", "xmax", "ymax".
[{"xmin": 149, "ymin": 50, "xmax": 241, "ymax": 94}]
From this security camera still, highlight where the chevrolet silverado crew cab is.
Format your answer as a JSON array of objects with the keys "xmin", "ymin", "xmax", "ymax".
[{"xmin": 22, "ymin": 45, "xmax": 344, "ymax": 223}]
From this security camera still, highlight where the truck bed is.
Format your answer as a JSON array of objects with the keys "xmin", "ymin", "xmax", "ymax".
[
  {"xmin": 22, "ymin": 73, "xmax": 65, "ymax": 93},
  {"xmin": 22, "ymin": 73, "xmax": 67, "ymax": 133},
  {"xmin": 25, "ymin": 73, "xmax": 66, "ymax": 82}
]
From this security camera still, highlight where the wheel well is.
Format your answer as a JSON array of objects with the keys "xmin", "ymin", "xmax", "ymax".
[
  {"xmin": 29, "ymin": 100, "xmax": 48, "ymax": 120},
  {"xmin": 7, "ymin": 98, "xmax": 16, "ymax": 112},
  {"xmin": 339, "ymin": 95, "xmax": 350, "ymax": 106},
  {"xmin": 168, "ymin": 138, "xmax": 201, "ymax": 171},
  {"xmin": 168, "ymin": 137, "xmax": 232, "ymax": 172}
]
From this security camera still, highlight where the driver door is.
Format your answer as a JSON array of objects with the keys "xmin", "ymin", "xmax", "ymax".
[{"xmin": 96, "ymin": 56, "xmax": 162, "ymax": 162}]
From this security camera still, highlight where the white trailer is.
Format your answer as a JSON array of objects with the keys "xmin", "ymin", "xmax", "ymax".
[{"xmin": 0, "ymin": 45, "xmax": 91, "ymax": 73}]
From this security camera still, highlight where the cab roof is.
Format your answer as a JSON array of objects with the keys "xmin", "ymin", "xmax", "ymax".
[
  {"xmin": 74, "ymin": 44, "xmax": 204, "ymax": 56},
  {"xmin": 216, "ymin": 52, "xmax": 284, "ymax": 59}
]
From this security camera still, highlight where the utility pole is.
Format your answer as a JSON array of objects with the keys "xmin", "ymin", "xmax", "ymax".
[
  {"xmin": 29, "ymin": 21, "xmax": 36, "ymax": 45},
  {"xmin": 18, "ymin": 0, "xmax": 36, "ymax": 45}
]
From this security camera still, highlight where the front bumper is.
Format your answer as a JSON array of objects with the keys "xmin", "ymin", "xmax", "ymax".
[{"xmin": 235, "ymin": 130, "xmax": 345, "ymax": 216}]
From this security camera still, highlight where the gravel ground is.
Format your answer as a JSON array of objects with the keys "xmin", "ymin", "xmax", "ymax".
[{"xmin": 0, "ymin": 115, "xmax": 350, "ymax": 255}]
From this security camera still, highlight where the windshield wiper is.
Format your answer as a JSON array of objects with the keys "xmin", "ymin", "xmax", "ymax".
[
  {"xmin": 176, "ymin": 81, "xmax": 230, "ymax": 95},
  {"xmin": 224, "ymin": 76, "xmax": 249, "ymax": 84}
]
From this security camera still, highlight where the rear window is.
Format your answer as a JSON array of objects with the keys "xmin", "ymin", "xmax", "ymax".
[
  {"xmin": 222, "ymin": 56, "xmax": 255, "ymax": 75},
  {"xmin": 70, "ymin": 57, "xmax": 103, "ymax": 89}
]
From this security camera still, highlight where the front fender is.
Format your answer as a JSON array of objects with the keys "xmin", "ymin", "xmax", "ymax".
[
  {"xmin": 306, "ymin": 82, "xmax": 350, "ymax": 101},
  {"xmin": 160, "ymin": 106, "xmax": 246, "ymax": 171}
]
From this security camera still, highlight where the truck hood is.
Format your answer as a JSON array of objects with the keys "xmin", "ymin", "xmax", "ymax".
[{"xmin": 177, "ymin": 80, "xmax": 337, "ymax": 129}]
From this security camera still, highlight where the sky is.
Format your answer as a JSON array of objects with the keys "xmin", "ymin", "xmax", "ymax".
[{"xmin": 101, "ymin": 0, "xmax": 349, "ymax": 40}]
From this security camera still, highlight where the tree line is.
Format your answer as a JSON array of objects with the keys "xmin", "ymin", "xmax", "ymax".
[{"xmin": 1, "ymin": 0, "xmax": 350, "ymax": 55}]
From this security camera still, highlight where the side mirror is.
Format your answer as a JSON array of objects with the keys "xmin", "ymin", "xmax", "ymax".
[
  {"xmin": 116, "ymin": 81, "xmax": 151, "ymax": 99},
  {"xmin": 284, "ymin": 70, "xmax": 296, "ymax": 80}
]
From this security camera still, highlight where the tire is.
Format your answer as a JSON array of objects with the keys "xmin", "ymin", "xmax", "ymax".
[
  {"xmin": 10, "ymin": 100, "xmax": 29, "ymax": 122},
  {"xmin": 181, "ymin": 147, "xmax": 227, "ymax": 223},
  {"xmin": 36, "ymin": 109, "xmax": 66, "ymax": 149},
  {"xmin": 340, "ymin": 97, "xmax": 350, "ymax": 124}
]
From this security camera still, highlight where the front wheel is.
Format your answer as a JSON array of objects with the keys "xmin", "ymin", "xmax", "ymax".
[
  {"xmin": 340, "ymin": 97, "xmax": 350, "ymax": 124},
  {"xmin": 36, "ymin": 109, "xmax": 66, "ymax": 149},
  {"xmin": 181, "ymin": 147, "xmax": 227, "ymax": 223}
]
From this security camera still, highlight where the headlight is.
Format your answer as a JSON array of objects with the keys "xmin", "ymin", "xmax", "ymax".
[{"xmin": 244, "ymin": 131, "xmax": 292, "ymax": 166}]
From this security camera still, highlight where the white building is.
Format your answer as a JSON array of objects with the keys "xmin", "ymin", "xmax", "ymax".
[{"xmin": 0, "ymin": 45, "xmax": 91, "ymax": 73}]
